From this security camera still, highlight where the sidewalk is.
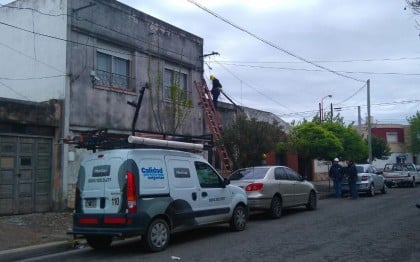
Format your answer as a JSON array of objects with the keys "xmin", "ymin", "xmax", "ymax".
[
  {"xmin": 0, "ymin": 181, "xmax": 333, "ymax": 260},
  {"xmin": 312, "ymin": 179, "xmax": 333, "ymax": 199}
]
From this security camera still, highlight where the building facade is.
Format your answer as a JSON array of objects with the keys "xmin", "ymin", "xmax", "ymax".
[
  {"xmin": 0, "ymin": 0, "xmax": 205, "ymax": 214},
  {"xmin": 1, "ymin": 0, "xmax": 289, "ymax": 213}
]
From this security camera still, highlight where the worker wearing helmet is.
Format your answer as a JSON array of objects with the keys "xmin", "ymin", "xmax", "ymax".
[{"xmin": 209, "ymin": 75, "xmax": 222, "ymax": 109}]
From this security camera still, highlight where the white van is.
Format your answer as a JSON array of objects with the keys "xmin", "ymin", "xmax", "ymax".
[{"xmin": 70, "ymin": 146, "xmax": 248, "ymax": 252}]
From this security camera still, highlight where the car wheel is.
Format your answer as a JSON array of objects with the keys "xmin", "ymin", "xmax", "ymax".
[
  {"xmin": 86, "ymin": 235, "xmax": 112, "ymax": 250},
  {"xmin": 230, "ymin": 204, "xmax": 247, "ymax": 231},
  {"xmin": 306, "ymin": 191, "xmax": 317, "ymax": 210},
  {"xmin": 368, "ymin": 184, "xmax": 375, "ymax": 197},
  {"xmin": 381, "ymin": 183, "xmax": 387, "ymax": 194},
  {"xmin": 269, "ymin": 195, "xmax": 282, "ymax": 219},
  {"xmin": 143, "ymin": 218, "xmax": 170, "ymax": 252}
]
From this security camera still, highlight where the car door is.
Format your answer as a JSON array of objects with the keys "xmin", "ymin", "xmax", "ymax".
[
  {"xmin": 193, "ymin": 161, "xmax": 232, "ymax": 224},
  {"xmin": 286, "ymin": 168, "xmax": 308, "ymax": 205},
  {"xmin": 369, "ymin": 165, "xmax": 382, "ymax": 189},
  {"xmin": 273, "ymin": 167, "xmax": 294, "ymax": 207}
]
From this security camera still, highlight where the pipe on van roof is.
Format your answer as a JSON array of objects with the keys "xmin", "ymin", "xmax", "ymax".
[{"xmin": 128, "ymin": 136, "xmax": 204, "ymax": 151}]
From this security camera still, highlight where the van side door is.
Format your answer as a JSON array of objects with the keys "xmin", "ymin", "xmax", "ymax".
[{"xmin": 193, "ymin": 161, "xmax": 232, "ymax": 224}]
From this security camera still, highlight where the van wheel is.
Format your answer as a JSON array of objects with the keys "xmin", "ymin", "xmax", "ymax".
[
  {"xmin": 269, "ymin": 195, "xmax": 282, "ymax": 219},
  {"xmin": 86, "ymin": 235, "xmax": 112, "ymax": 250},
  {"xmin": 143, "ymin": 218, "xmax": 170, "ymax": 252},
  {"xmin": 230, "ymin": 205, "xmax": 247, "ymax": 231}
]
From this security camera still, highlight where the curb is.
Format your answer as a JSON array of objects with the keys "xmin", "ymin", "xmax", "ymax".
[{"xmin": 0, "ymin": 240, "xmax": 78, "ymax": 261}]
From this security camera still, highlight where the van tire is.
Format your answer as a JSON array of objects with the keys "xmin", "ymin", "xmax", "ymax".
[
  {"xmin": 86, "ymin": 235, "xmax": 112, "ymax": 250},
  {"xmin": 143, "ymin": 218, "xmax": 170, "ymax": 252},
  {"xmin": 230, "ymin": 204, "xmax": 247, "ymax": 231}
]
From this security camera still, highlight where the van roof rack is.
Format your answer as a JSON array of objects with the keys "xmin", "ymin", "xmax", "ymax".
[{"xmin": 62, "ymin": 83, "xmax": 213, "ymax": 152}]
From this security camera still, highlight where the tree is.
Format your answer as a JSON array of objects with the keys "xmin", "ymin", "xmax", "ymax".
[
  {"xmin": 220, "ymin": 116, "xmax": 285, "ymax": 169},
  {"xmin": 146, "ymin": 44, "xmax": 192, "ymax": 134},
  {"xmin": 284, "ymin": 122, "xmax": 343, "ymax": 161},
  {"xmin": 370, "ymin": 135, "xmax": 391, "ymax": 160},
  {"xmin": 406, "ymin": 1, "xmax": 420, "ymax": 32},
  {"xmin": 408, "ymin": 111, "xmax": 420, "ymax": 154},
  {"xmin": 406, "ymin": 0, "xmax": 420, "ymax": 14},
  {"xmin": 322, "ymin": 122, "xmax": 368, "ymax": 163}
]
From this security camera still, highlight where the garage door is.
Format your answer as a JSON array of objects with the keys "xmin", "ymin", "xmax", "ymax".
[{"xmin": 0, "ymin": 136, "xmax": 52, "ymax": 215}]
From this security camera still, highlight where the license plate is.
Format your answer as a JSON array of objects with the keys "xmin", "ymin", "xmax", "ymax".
[{"xmin": 85, "ymin": 198, "xmax": 97, "ymax": 208}]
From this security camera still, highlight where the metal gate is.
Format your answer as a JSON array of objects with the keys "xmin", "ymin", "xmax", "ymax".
[{"xmin": 0, "ymin": 135, "xmax": 52, "ymax": 215}]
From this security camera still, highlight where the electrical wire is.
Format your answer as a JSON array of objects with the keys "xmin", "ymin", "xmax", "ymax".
[
  {"xmin": 216, "ymin": 61, "xmax": 420, "ymax": 76},
  {"xmin": 0, "ymin": 80, "xmax": 31, "ymax": 100},
  {"xmin": 186, "ymin": 0, "xmax": 365, "ymax": 83}
]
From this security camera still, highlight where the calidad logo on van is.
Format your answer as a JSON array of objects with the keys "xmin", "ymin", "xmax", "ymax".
[{"xmin": 141, "ymin": 167, "xmax": 164, "ymax": 180}]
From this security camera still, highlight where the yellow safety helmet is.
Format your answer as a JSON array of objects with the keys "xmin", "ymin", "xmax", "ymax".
[{"xmin": 210, "ymin": 75, "xmax": 215, "ymax": 80}]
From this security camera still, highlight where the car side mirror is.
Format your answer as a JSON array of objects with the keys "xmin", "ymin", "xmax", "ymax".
[{"xmin": 224, "ymin": 178, "xmax": 230, "ymax": 186}]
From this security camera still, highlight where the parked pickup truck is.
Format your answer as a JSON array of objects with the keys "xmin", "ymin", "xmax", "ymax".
[{"xmin": 382, "ymin": 163, "xmax": 420, "ymax": 188}]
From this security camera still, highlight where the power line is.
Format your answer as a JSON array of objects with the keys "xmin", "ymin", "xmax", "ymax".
[
  {"xmin": 0, "ymin": 80, "xmax": 31, "ymax": 100},
  {"xmin": 186, "ymin": 0, "xmax": 365, "ymax": 83},
  {"xmin": 0, "ymin": 3, "xmax": 196, "ymax": 62},
  {"xmin": 216, "ymin": 61, "xmax": 420, "ymax": 76},
  {"xmin": 213, "ymin": 61, "xmax": 292, "ymax": 111},
  {"xmin": 335, "ymin": 83, "xmax": 367, "ymax": 105},
  {"xmin": 277, "ymin": 99, "xmax": 420, "ymax": 117},
  {"xmin": 216, "ymin": 56, "xmax": 420, "ymax": 64}
]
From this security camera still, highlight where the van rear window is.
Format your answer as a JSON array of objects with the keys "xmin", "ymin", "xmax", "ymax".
[{"xmin": 92, "ymin": 165, "xmax": 111, "ymax": 177}]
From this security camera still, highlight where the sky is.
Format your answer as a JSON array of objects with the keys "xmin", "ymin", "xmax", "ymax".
[{"xmin": 1, "ymin": 0, "xmax": 419, "ymax": 125}]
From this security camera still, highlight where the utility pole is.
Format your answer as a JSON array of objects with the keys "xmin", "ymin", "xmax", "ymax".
[
  {"xmin": 330, "ymin": 103, "xmax": 333, "ymax": 123},
  {"xmin": 357, "ymin": 105, "xmax": 362, "ymax": 135},
  {"xmin": 367, "ymin": 79, "xmax": 372, "ymax": 163}
]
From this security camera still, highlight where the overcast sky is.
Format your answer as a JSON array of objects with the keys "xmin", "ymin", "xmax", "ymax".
[{"xmin": 1, "ymin": 0, "xmax": 419, "ymax": 125}]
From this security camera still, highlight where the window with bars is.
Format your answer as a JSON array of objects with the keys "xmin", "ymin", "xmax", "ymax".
[
  {"xmin": 96, "ymin": 51, "xmax": 130, "ymax": 89},
  {"xmin": 163, "ymin": 68, "xmax": 188, "ymax": 99}
]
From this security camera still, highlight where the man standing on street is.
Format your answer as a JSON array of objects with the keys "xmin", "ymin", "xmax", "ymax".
[
  {"xmin": 329, "ymin": 158, "xmax": 344, "ymax": 197},
  {"xmin": 346, "ymin": 160, "xmax": 358, "ymax": 199}
]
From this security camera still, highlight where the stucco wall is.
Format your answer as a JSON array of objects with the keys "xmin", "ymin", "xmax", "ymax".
[{"xmin": 67, "ymin": 0, "xmax": 204, "ymax": 134}]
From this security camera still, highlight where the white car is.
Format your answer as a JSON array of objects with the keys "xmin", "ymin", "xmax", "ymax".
[
  {"xmin": 342, "ymin": 164, "xmax": 387, "ymax": 196},
  {"xmin": 228, "ymin": 166, "xmax": 317, "ymax": 218}
]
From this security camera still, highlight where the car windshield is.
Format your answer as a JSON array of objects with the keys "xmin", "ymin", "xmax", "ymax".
[{"xmin": 229, "ymin": 167, "xmax": 269, "ymax": 181}]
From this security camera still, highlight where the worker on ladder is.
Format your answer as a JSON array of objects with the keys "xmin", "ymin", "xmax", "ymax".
[{"xmin": 209, "ymin": 75, "xmax": 222, "ymax": 109}]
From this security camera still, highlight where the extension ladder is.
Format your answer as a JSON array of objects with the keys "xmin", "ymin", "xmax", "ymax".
[{"xmin": 194, "ymin": 80, "xmax": 233, "ymax": 176}]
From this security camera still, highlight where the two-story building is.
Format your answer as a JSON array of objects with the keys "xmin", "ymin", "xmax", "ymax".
[
  {"xmin": 0, "ymin": 0, "xmax": 206, "ymax": 214},
  {"xmin": 0, "ymin": 0, "xmax": 290, "ymax": 214}
]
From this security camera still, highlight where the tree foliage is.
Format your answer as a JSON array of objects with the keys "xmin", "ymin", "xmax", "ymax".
[
  {"xmin": 284, "ymin": 122, "xmax": 343, "ymax": 160},
  {"xmin": 220, "ymin": 116, "xmax": 285, "ymax": 169},
  {"xmin": 322, "ymin": 122, "xmax": 368, "ymax": 163},
  {"xmin": 281, "ymin": 120, "xmax": 370, "ymax": 163},
  {"xmin": 370, "ymin": 135, "xmax": 391, "ymax": 160},
  {"xmin": 408, "ymin": 111, "xmax": 420, "ymax": 154}
]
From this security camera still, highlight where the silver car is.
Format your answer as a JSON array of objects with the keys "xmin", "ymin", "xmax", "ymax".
[
  {"xmin": 342, "ymin": 164, "xmax": 387, "ymax": 196},
  {"xmin": 228, "ymin": 166, "xmax": 317, "ymax": 218}
]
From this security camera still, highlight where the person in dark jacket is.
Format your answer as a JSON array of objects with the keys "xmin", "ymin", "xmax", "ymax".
[
  {"xmin": 329, "ymin": 158, "xmax": 344, "ymax": 197},
  {"xmin": 210, "ymin": 75, "xmax": 222, "ymax": 109},
  {"xmin": 346, "ymin": 160, "xmax": 358, "ymax": 199}
]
